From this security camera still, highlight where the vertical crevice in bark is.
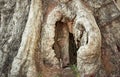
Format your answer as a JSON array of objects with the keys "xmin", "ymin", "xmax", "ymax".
[
  {"xmin": 40, "ymin": 2, "xmax": 75, "ymax": 76},
  {"xmin": 0, "ymin": 0, "xmax": 119, "ymax": 77},
  {"xmin": 41, "ymin": 0, "xmax": 101, "ymax": 76},
  {"xmin": 69, "ymin": 33, "xmax": 77, "ymax": 65},
  {"xmin": 54, "ymin": 21, "xmax": 69, "ymax": 68}
]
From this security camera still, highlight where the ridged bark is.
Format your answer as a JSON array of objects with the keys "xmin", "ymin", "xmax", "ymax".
[{"xmin": 0, "ymin": 0, "xmax": 120, "ymax": 77}]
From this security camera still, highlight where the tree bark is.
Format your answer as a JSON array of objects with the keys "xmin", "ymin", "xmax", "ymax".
[
  {"xmin": 10, "ymin": 0, "xmax": 42, "ymax": 77},
  {"xmin": 0, "ymin": 0, "xmax": 120, "ymax": 77},
  {"xmin": 0, "ymin": 0, "xmax": 30, "ymax": 77}
]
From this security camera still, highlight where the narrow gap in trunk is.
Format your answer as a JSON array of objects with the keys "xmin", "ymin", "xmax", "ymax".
[
  {"xmin": 53, "ymin": 21, "xmax": 77, "ymax": 68},
  {"xmin": 53, "ymin": 21, "xmax": 69, "ymax": 67},
  {"xmin": 69, "ymin": 33, "xmax": 77, "ymax": 65},
  {"xmin": 53, "ymin": 21, "xmax": 78, "ymax": 77}
]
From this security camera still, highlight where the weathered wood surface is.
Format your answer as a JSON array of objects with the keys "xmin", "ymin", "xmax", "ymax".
[{"xmin": 0, "ymin": 0, "xmax": 120, "ymax": 77}]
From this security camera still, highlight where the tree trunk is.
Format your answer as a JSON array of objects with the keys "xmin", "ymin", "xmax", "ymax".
[{"xmin": 0, "ymin": 0, "xmax": 120, "ymax": 77}]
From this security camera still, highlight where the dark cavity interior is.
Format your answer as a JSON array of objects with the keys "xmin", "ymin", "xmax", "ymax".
[{"xmin": 53, "ymin": 21, "xmax": 78, "ymax": 68}]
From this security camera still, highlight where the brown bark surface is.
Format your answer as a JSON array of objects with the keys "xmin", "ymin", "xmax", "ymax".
[{"xmin": 0, "ymin": 0, "xmax": 120, "ymax": 77}]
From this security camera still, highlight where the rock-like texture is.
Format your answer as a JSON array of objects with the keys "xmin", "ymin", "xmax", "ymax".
[
  {"xmin": 82, "ymin": 0, "xmax": 120, "ymax": 76},
  {"xmin": 41, "ymin": 0, "xmax": 101, "ymax": 76},
  {"xmin": 0, "ymin": 0, "xmax": 30, "ymax": 77},
  {"xmin": 0, "ymin": 0, "xmax": 120, "ymax": 77},
  {"xmin": 10, "ymin": 0, "xmax": 43, "ymax": 77}
]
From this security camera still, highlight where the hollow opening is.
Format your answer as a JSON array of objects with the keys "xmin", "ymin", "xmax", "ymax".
[
  {"xmin": 69, "ymin": 33, "xmax": 77, "ymax": 65},
  {"xmin": 53, "ymin": 21, "xmax": 77, "ymax": 68}
]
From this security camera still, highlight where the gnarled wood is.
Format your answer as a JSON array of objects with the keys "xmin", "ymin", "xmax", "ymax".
[
  {"xmin": 41, "ymin": 0, "xmax": 101, "ymax": 76},
  {"xmin": 0, "ymin": 0, "xmax": 119, "ymax": 77}
]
